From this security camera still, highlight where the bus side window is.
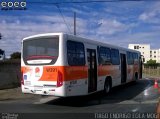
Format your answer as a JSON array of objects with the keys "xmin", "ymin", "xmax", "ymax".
[
  {"xmin": 127, "ymin": 52, "xmax": 134, "ymax": 65},
  {"xmin": 98, "ymin": 46, "xmax": 111, "ymax": 65},
  {"xmin": 111, "ymin": 49, "xmax": 120, "ymax": 65},
  {"xmin": 67, "ymin": 40, "xmax": 85, "ymax": 66}
]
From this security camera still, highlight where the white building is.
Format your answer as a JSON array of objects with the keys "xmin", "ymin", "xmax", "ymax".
[{"xmin": 128, "ymin": 44, "xmax": 160, "ymax": 63}]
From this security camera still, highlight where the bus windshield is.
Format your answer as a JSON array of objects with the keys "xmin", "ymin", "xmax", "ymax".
[{"xmin": 23, "ymin": 37, "xmax": 59, "ymax": 65}]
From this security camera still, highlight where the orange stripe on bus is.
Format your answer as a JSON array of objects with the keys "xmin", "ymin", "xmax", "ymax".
[
  {"xmin": 21, "ymin": 66, "xmax": 114, "ymax": 81},
  {"xmin": 98, "ymin": 65, "xmax": 113, "ymax": 76},
  {"xmin": 21, "ymin": 66, "xmax": 89, "ymax": 81},
  {"xmin": 21, "ymin": 67, "xmax": 32, "ymax": 73},
  {"xmin": 21, "ymin": 65, "xmax": 138, "ymax": 81},
  {"xmin": 39, "ymin": 66, "xmax": 89, "ymax": 81}
]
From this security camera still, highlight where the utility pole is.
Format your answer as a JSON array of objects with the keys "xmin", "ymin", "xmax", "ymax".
[
  {"xmin": 74, "ymin": 12, "xmax": 76, "ymax": 35},
  {"xmin": 0, "ymin": 33, "xmax": 2, "ymax": 40}
]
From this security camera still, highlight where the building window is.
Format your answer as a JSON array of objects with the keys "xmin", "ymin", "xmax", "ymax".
[
  {"xmin": 150, "ymin": 51, "xmax": 152, "ymax": 53},
  {"xmin": 154, "ymin": 51, "xmax": 156, "ymax": 53},
  {"xmin": 142, "ymin": 47, "xmax": 144, "ymax": 48},
  {"xmin": 154, "ymin": 56, "xmax": 156, "ymax": 58},
  {"xmin": 150, "ymin": 55, "xmax": 152, "ymax": 57},
  {"xmin": 134, "ymin": 46, "xmax": 139, "ymax": 49}
]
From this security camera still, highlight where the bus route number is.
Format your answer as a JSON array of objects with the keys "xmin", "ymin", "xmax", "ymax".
[{"xmin": 46, "ymin": 68, "xmax": 57, "ymax": 72}]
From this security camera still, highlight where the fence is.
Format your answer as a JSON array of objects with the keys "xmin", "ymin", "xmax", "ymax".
[
  {"xmin": 143, "ymin": 66, "xmax": 160, "ymax": 78},
  {"xmin": 0, "ymin": 59, "xmax": 21, "ymax": 89}
]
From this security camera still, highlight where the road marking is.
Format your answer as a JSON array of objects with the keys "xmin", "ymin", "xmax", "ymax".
[{"xmin": 119, "ymin": 99, "xmax": 158, "ymax": 104}]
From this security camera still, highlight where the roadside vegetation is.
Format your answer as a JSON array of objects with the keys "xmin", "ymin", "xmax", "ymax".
[{"xmin": 0, "ymin": 52, "xmax": 21, "ymax": 64}]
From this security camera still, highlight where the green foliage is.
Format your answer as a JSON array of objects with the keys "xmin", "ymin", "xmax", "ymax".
[
  {"xmin": 10, "ymin": 52, "xmax": 21, "ymax": 59},
  {"xmin": 145, "ymin": 59, "xmax": 158, "ymax": 67},
  {"xmin": 147, "ymin": 59, "xmax": 156, "ymax": 65}
]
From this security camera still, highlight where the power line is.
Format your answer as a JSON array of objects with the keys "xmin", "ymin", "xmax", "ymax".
[
  {"xmin": 27, "ymin": 0, "xmax": 159, "ymax": 34},
  {"xmin": 28, "ymin": 2, "xmax": 73, "ymax": 34},
  {"xmin": 56, "ymin": 5, "xmax": 72, "ymax": 34},
  {"xmin": 74, "ymin": 12, "xmax": 76, "ymax": 35},
  {"xmin": 28, "ymin": 0, "xmax": 160, "ymax": 5}
]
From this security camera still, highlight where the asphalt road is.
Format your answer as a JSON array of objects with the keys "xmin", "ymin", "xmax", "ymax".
[{"xmin": 0, "ymin": 78, "xmax": 159, "ymax": 119}]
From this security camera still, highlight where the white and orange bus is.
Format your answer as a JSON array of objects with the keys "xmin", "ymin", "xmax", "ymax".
[{"xmin": 21, "ymin": 33, "xmax": 142, "ymax": 96}]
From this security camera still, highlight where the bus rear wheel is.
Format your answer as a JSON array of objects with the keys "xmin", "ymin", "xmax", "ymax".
[{"xmin": 104, "ymin": 78, "xmax": 111, "ymax": 94}]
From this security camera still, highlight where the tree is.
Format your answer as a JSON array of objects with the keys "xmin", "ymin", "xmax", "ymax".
[
  {"xmin": 10, "ymin": 52, "xmax": 21, "ymax": 59},
  {"xmin": 0, "ymin": 49, "xmax": 4, "ymax": 54},
  {"xmin": 146, "ymin": 59, "xmax": 158, "ymax": 67}
]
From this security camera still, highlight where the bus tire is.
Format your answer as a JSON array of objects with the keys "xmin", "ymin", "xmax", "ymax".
[
  {"xmin": 135, "ymin": 72, "xmax": 138, "ymax": 81},
  {"xmin": 104, "ymin": 77, "xmax": 111, "ymax": 94}
]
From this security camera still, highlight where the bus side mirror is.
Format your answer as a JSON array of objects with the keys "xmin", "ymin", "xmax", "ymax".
[
  {"xmin": 140, "ymin": 55, "xmax": 145, "ymax": 63},
  {"xmin": 143, "ymin": 58, "xmax": 145, "ymax": 63}
]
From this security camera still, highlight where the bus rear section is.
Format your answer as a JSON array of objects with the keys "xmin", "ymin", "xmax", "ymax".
[{"xmin": 21, "ymin": 34, "xmax": 66, "ymax": 96}]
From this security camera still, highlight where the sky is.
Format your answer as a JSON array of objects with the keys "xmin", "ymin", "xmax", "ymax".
[{"xmin": 0, "ymin": 0, "xmax": 160, "ymax": 57}]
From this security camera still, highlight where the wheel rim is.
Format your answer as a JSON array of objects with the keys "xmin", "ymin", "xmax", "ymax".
[{"xmin": 105, "ymin": 82, "xmax": 110, "ymax": 93}]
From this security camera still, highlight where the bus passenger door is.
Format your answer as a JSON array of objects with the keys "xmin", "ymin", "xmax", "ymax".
[
  {"xmin": 120, "ymin": 54, "xmax": 127, "ymax": 83},
  {"xmin": 87, "ymin": 49, "xmax": 97, "ymax": 93},
  {"xmin": 139, "ymin": 57, "xmax": 143, "ymax": 79}
]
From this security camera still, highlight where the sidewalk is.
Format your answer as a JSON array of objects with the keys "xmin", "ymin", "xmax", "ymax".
[{"xmin": 0, "ymin": 87, "xmax": 40, "ymax": 101}]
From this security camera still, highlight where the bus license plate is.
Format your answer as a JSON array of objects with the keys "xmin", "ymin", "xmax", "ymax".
[{"xmin": 24, "ymin": 81, "xmax": 31, "ymax": 86}]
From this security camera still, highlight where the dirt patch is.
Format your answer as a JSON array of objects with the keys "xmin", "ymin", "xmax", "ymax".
[{"xmin": 0, "ymin": 87, "xmax": 41, "ymax": 101}]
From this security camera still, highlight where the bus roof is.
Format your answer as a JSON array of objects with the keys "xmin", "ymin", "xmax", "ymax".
[{"xmin": 22, "ymin": 32, "xmax": 140, "ymax": 54}]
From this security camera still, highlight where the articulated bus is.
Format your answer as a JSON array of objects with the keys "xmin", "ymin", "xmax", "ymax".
[{"xmin": 21, "ymin": 33, "xmax": 143, "ymax": 96}]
